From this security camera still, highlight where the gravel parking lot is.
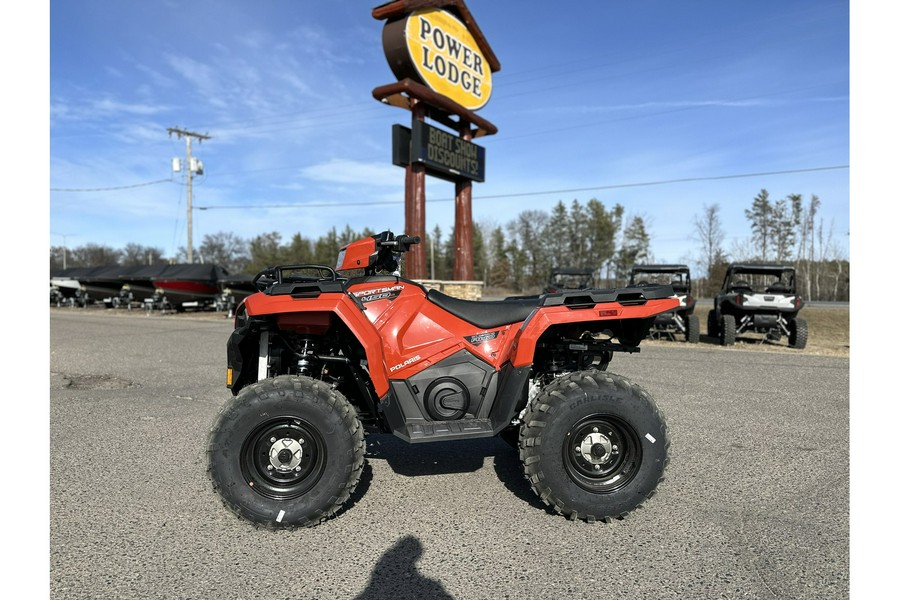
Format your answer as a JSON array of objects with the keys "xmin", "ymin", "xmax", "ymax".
[{"xmin": 47, "ymin": 309, "xmax": 849, "ymax": 599}]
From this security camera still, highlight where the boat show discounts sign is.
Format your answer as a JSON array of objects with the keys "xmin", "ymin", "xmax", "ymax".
[
  {"xmin": 393, "ymin": 122, "xmax": 486, "ymax": 182},
  {"xmin": 382, "ymin": 8, "xmax": 493, "ymax": 110}
]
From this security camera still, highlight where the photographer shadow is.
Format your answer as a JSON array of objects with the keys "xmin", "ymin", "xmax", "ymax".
[{"xmin": 353, "ymin": 535, "xmax": 454, "ymax": 600}]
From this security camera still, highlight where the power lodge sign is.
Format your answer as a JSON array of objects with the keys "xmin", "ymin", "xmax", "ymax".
[{"xmin": 383, "ymin": 8, "xmax": 493, "ymax": 110}]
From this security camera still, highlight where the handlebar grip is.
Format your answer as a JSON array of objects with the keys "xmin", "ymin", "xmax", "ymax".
[{"xmin": 376, "ymin": 233, "xmax": 420, "ymax": 251}]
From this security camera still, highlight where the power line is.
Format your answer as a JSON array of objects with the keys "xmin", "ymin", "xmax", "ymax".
[
  {"xmin": 50, "ymin": 178, "xmax": 174, "ymax": 192},
  {"xmin": 195, "ymin": 165, "xmax": 849, "ymax": 210}
]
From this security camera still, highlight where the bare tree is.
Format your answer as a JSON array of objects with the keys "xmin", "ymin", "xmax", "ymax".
[
  {"xmin": 69, "ymin": 243, "xmax": 122, "ymax": 267},
  {"xmin": 199, "ymin": 232, "xmax": 248, "ymax": 274},
  {"xmin": 795, "ymin": 194, "xmax": 820, "ymax": 299},
  {"xmin": 120, "ymin": 243, "xmax": 165, "ymax": 266},
  {"xmin": 692, "ymin": 203, "xmax": 726, "ymax": 294}
]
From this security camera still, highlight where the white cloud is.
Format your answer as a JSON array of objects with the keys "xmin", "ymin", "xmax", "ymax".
[{"xmin": 300, "ymin": 159, "xmax": 400, "ymax": 187}]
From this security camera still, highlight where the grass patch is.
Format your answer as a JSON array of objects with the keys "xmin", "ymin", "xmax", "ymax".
[{"xmin": 686, "ymin": 305, "xmax": 848, "ymax": 356}]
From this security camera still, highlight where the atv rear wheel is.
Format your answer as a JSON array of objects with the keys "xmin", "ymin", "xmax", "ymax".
[
  {"xmin": 686, "ymin": 314, "xmax": 700, "ymax": 344},
  {"xmin": 789, "ymin": 318, "xmax": 808, "ymax": 349},
  {"xmin": 207, "ymin": 375, "xmax": 365, "ymax": 529},
  {"xmin": 518, "ymin": 370, "xmax": 669, "ymax": 522},
  {"xmin": 721, "ymin": 314, "xmax": 736, "ymax": 346}
]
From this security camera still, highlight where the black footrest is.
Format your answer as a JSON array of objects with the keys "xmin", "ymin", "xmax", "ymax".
[{"xmin": 400, "ymin": 418, "xmax": 495, "ymax": 443}]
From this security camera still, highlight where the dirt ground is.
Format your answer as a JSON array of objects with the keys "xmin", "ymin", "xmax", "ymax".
[{"xmin": 645, "ymin": 305, "xmax": 850, "ymax": 356}]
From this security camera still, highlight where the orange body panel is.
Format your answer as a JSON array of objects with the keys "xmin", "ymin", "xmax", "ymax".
[
  {"xmin": 242, "ymin": 279, "xmax": 678, "ymax": 398},
  {"xmin": 335, "ymin": 237, "xmax": 377, "ymax": 272},
  {"xmin": 509, "ymin": 298, "xmax": 679, "ymax": 367}
]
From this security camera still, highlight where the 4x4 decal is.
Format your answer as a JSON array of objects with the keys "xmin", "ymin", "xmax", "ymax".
[{"xmin": 465, "ymin": 331, "xmax": 499, "ymax": 346}]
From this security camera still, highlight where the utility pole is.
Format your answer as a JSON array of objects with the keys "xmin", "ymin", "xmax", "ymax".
[
  {"xmin": 51, "ymin": 232, "xmax": 76, "ymax": 269},
  {"xmin": 167, "ymin": 127, "xmax": 210, "ymax": 263}
]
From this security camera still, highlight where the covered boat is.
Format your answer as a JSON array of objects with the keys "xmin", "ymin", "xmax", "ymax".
[
  {"xmin": 117, "ymin": 264, "xmax": 171, "ymax": 305},
  {"xmin": 151, "ymin": 263, "xmax": 228, "ymax": 310}
]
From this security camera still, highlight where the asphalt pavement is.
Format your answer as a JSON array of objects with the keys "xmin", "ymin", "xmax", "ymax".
[{"xmin": 48, "ymin": 308, "xmax": 849, "ymax": 599}]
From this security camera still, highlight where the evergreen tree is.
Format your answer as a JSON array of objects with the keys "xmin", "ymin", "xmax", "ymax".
[
  {"xmin": 313, "ymin": 227, "xmax": 340, "ymax": 266},
  {"xmin": 426, "ymin": 225, "xmax": 444, "ymax": 280},
  {"xmin": 584, "ymin": 198, "xmax": 620, "ymax": 275},
  {"xmin": 545, "ymin": 201, "xmax": 571, "ymax": 266},
  {"xmin": 512, "ymin": 210, "xmax": 549, "ymax": 288},
  {"xmin": 486, "ymin": 226, "xmax": 512, "ymax": 288},
  {"xmin": 615, "ymin": 216, "xmax": 651, "ymax": 283},
  {"xmin": 745, "ymin": 189, "xmax": 772, "ymax": 260},
  {"xmin": 247, "ymin": 232, "xmax": 284, "ymax": 273},
  {"xmin": 285, "ymin": 233, "xmax": 314, "ymax": 267}
]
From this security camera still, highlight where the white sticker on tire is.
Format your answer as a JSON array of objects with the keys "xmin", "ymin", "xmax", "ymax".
[
  {"xmin": 645, "ymin": 433, "xmax": 657, "ymax": 443},
  {"xmin": 276, "ymin": 509, "xmax": 285, "ymax": 523}
]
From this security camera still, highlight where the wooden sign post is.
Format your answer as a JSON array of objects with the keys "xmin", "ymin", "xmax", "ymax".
[{"xmin": 372, "ymin": 0, "xmax": 500, "ymax": 281}]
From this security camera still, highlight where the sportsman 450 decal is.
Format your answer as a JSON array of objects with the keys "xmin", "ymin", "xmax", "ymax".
[{"xmin": 352, "ymin": 285, "xmax": 405, "ymax": 304}]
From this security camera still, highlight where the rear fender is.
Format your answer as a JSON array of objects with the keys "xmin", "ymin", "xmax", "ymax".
[{"xmin": 510, "ymin": 297, "xmax": 679, "ymax": 367}]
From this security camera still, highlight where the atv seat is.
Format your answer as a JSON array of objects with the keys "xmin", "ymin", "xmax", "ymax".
[{"xmin": 426, "ymin": 289, "xmax": 541, "ymax": 329}]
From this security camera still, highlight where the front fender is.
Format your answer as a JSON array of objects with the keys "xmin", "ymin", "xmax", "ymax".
[{"xmin": 234, "ymin": 292, "xmax": 390, "ymax": 397}]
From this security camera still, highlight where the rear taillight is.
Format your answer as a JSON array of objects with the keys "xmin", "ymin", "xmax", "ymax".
[
  {"xmin": 794, "ymin": 295, "xmax": 802, "ymax": 307},
  {"xmin": 735, "ymin": 294, "xmax": 743, "ymax": 305}
]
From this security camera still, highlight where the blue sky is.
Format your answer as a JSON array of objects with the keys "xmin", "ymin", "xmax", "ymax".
[
  {"xmin": 48, "ymin": 0, "xmax": 850, "ymax": 269},
  {"xmin": 23, "ymin": 2, "xmax": 900, "ymax": 590}
]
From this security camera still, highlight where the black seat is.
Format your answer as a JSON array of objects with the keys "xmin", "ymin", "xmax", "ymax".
[
  {"xmin": 731, "ymin": 279, "xmax": 752, "ymax": 293},
  {"xmin": 426, "ymin": 289, "xmax": 541, "ymax": 328}
]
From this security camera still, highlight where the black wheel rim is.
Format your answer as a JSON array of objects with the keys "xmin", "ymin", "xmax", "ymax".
[
  {"xmin": 563, "ymin": 415, "xmax": 642, "ymax": 493},
  {"xmin": 240, "ymin": 417, "xmax": 327, "ymax": 500}
]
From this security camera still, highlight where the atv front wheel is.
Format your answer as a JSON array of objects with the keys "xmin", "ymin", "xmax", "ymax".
[
  {"xmin": 789, "ymin": 318, "xmax": 808, "ymax": 349},
  {"xmin": 518, "ymin": 370, "xmax": 669, "ymax": 522},
  {"xmin": 721, "ymin": 314, "xmax": 736, "ymax": 346},
  {"xmin": 207, "ymin": 375, "xmax": 365, "ymax": 529}
]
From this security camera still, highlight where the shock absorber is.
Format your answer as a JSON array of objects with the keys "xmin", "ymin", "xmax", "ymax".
[{"xmin": 296, "ymin": 338, "xmax": 316, "ymax": 376}]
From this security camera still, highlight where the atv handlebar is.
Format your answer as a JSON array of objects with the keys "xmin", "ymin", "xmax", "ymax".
[{"xmin": 379, "ymin": 234, "xmax": 420, "ymax": 253}]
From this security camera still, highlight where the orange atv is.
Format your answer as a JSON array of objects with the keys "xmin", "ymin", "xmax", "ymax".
[{"xmin": 207, "ymin": 231, "xmax": 678, "ymax": 528}]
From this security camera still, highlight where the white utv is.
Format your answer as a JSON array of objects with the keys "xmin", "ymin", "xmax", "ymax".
[{"xmin": 708, "ymin": 263, "xmax": 807, "ymax": 349}]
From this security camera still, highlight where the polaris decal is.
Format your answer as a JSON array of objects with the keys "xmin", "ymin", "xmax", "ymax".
[
  {"xmin": 352, "ymin": 285, "xmax": 405, "ymax": 304},
  {"xmin": 390, "ymin": 354, "xmax": 421, "ymax": 372},
  {"xmin": 465, "ymin": 331, "xmax": 499, "ymax": 346}
]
